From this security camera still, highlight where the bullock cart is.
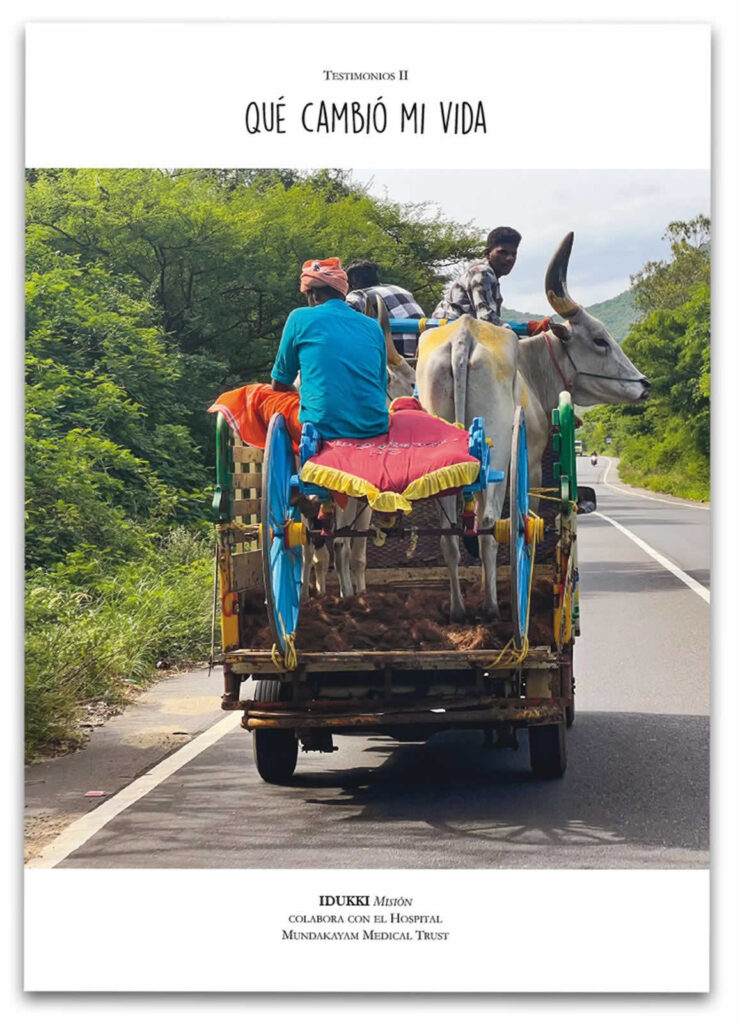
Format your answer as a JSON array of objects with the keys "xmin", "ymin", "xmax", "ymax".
[{"xmin": 211, "ymin": 327, "xmax": 595, "ymax": 784}]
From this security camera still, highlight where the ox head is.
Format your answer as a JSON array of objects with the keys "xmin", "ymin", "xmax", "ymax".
[
  {"xmin": 544, "ymin": 233, "xmax": 651, "ymax": 406},
  {"xmin": 364, "ymin": 293, "xmax": 416, "ymax": 402}
]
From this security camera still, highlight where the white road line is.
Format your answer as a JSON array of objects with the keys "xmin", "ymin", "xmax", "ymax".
[
  {"xmin": 25, "ymin": 711, "xmax": 242, "ymax": 869},
  {"xmin": 601, "ymin": 458, "xmax": 710, "ymax": 510},
  {"xmin": 593, "ymin": 510, "xmax": 710, "ymax": 605}
]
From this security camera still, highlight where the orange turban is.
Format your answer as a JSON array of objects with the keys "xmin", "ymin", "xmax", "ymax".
[{"xmin": 299, "ymin": 257, "xmax": 348, "ymax": 296}]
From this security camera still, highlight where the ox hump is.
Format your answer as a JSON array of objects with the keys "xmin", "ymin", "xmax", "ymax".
[
  {"xmin": 466, "ymin": 317, "xmax": 517, "ymax": 354},
  {"xmin": 418, "ymin": 316, "xmax": 515, "ymax": 362}
]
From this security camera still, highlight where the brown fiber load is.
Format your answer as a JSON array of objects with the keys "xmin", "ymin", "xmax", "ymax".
[{"xmin": 240, "ymin": 577, "xmax": 554, "ymax": 652}]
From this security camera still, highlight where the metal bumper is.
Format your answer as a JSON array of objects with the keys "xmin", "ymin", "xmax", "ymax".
[{"xmin": 240, "ymin": 696, "xmax": 566, "ymax": 731}]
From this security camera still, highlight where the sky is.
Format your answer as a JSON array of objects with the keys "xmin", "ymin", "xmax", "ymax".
[{"xmin": 352, "ymin": 169, "xmax": 710, "ymax": 314}]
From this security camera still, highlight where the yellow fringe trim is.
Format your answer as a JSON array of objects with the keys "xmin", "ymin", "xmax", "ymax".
[
  {"xmin": 401, "ymin": 461, "xmax": 480, "ymax": 502},
  {"xmin": 299, "ymin": 459, "xmax": 481, "ymax": 513},
  {"xmin": 299, "ymin": 463, "xmax": 382, "ymax": 504}
]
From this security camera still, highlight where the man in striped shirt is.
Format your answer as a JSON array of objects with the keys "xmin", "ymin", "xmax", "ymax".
[
  {"xmin": 432, "ymin": 226, "xmax": 521, "ymax": 325},
  {"xmin": 345, "ymin": 260, "xmax": 425, "ymax": 357}
]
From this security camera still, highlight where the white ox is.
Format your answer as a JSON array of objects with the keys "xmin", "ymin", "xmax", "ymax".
[
  {"xmin": 416, "ymin": 232, "xmax": 651, "ymax": 621},
  {"xmin": 304, "ymin": 295, "xmax": 416, "ymax": 599}
]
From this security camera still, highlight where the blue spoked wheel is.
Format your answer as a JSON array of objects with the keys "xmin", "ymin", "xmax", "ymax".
[
  {"xmin": 261, "ymin": 414, "xmax": 303, "ymax": 655},
  {"xmin": 510, "ymin": 406, "xmax": 533, "ymax": 647}
]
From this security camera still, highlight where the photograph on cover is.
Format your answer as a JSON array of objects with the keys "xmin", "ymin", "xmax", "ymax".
[{"xmin": 24, "ymin": 166, "xmax": 709, "ymax": 872}]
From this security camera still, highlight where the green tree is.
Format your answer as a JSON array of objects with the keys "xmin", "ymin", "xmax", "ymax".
[
  {"xmin": 582, "ymin": 216, "xmax": 710, "ymax": 500},
  {"xmin": 26, "ymin": 168, "xmax": 480, "ymax": 461},
  {"xmin": 630, "ymin": 215, "xmax": 710, "ymax": 317}
]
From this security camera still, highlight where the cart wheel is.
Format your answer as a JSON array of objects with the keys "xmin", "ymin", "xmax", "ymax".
[
  {"xmin": 261, "ymin": 414, "xmax": 303, "ymax": 655},
  {"xmin": 252, "ymin": 678, "xmax": 298, "ymax": 784},
  {"xmin": 510, "ymin": 406, "xmax": 533, "ymax": 646},
  {"xmin": 529, "ymin": 721, "xmax": 567, "ymax": 779}
]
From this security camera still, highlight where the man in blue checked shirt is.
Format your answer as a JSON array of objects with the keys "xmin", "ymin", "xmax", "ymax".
[{"xmin": 345, "ymin": 260, "xmax": 425, "ymax": 358}]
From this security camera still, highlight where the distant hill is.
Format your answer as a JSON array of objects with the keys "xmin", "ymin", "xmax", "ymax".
[
  {"xmin": 501, "ymin": 289, "xmax": 637, "ymax": 344},
  {"xmin": 585, "ymin": 291, "xmax": 637, "ymax": 343}
]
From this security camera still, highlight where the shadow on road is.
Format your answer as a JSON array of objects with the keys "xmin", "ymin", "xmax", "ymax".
[
  {"xmin": 292, "ymin": 713, "xmax": 708, "ymax": 855},
  {"xmin": 59, "ymin": 712, "xmax": 708, "ymax": 869}
]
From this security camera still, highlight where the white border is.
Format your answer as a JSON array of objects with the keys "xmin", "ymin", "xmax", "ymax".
[
  {"xmin": 25, "ymin": 23, "xmax": 710, "ymax": 169},
  {"xmin": 25, "ymin": 869, "xmax": 709, "ymax": 992},
  {"xmin": 11, "ymin": 2, "xmax": 727, "ymax": 1005}
]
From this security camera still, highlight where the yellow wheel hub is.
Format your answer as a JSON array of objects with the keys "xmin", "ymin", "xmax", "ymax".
[
  {"xmin": 494, "ymin": 519, "xmax": 510, "ymax": 543},
  {"xmin": 284, "ymin": 521, "xmax": 308, "ymax": 549},
  {"xmin": 525, "ymin": 515, "xmax": 545, "ymax": 545}
]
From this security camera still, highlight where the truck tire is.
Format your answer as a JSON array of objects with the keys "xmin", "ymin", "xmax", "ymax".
[
  {"xmin": 529, "ymin": 721, "xmax": 567, "ymax": 779},
  {"xmin": 252, "ymin": 679, "xmax": 298, "ymax": 784}
]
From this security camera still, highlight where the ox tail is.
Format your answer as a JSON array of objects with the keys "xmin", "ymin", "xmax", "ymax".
[{"xmin": 451, "ymin": 327, "xmax": 475, "ymax": 427}]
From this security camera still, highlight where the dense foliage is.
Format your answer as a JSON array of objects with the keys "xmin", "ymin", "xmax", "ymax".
[
  {"xmin": 579, "ymin": 217, "xmax": 710, "ymax": 500},
  {"xmin": 24, "ymin": 167, "xmax": 481, "ymax": 755}
]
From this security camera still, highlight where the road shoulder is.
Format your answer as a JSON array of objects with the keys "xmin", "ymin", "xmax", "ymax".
[
  {"xmin": 595, "ymin": 456, "xmax": 711, "ymax": 510},
  {"xmin": 24, "ymin": 665, "xmax": 225, "ymax": 863}
]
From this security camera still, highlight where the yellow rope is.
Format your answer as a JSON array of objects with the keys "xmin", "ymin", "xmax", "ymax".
[
  {"xmin": 372, "ymin": 524, "xmax": 387, "ymax": 547},
  {"xmin": 284, "ymin": 634, "xmax": 298, "ymax": 671},
  {"xmin": 485, "ymin": 515, "xmax": 540, "ymax": 669},
  {"xmin": 215, "ymin": 521, "xmax": 260, "ymax": 535},
  {"xmin": 271, "ymin": 643, "xmax": 283, "ymax": 670},
  {"xmin": 528, "ymin": 490, "xmax": 578, "ymax": 514},
  {"xmin": 529, "ymin": 486, "xmax": 580, "ymax": 514},
  {"xmin": 271, "ymin": 635, "xmax": 298, "ymax": 670},
  {"xmin": 276, "ymin": 610, "xmax": 298, "ymax": 671}
]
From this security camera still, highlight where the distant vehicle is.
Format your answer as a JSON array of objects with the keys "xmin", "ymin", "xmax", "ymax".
[
  {"xmin": 574, "ymin": 440, "xmax": 584, "ymax": 456},
  {"xmin": 591, "ymin": 454, "xmax": 598, "ymax": 466}
]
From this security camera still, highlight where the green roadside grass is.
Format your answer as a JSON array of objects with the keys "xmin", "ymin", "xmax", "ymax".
[
  {"xmin": 24, "ymin": 527, "xmax": 215, "ymax": 761},
  {"xmin": 615, "ymin": 462, "xmax": 710, "ymax": 503},
  {"xmin": 596, "ymin": 439, "xmax": 710, "ymax": 503}
]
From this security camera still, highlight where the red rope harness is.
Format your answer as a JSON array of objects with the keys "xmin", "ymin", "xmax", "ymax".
[{"xmin": 543, "ymin": 331, "xmax": 573, "ymax": 392}]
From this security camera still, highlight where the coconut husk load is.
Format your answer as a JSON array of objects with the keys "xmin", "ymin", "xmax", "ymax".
[{"xmin": 240, "ymin": 577, "xmax": 554, "ymax": 652}]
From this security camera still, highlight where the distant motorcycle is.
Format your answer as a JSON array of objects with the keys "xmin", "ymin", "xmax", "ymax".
[{"xmin": 590, "ymin": 453, "xmax": 598, "ymax": 466}]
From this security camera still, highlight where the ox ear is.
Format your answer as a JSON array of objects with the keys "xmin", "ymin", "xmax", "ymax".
[{"xmin": 550, "ymin": 322, "xmax": 571, "ymax": 343}]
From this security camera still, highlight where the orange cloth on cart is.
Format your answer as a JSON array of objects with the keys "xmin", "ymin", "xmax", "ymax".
[
  {"xmin": 299, "ymin": 397, "xmax": 481, "ymax": 513},
  {"xmin": 208, "ymin": 384, "xmax": 303, "ymax": 451}
]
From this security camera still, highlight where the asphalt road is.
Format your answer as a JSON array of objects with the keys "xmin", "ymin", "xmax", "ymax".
[{"xmin": 52, "ymin": 458, "xmax": 710, "ymax": 871}]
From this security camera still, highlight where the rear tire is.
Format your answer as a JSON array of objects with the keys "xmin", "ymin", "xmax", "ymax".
[
  {"xmin": 252, "ymin": 678, "xmax": 298, "ymax": 784},
  {"xmin": 529, "ymin": 721, "xmax": 567, "ymax": 779}
]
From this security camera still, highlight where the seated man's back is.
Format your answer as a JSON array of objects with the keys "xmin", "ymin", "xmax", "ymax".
[{"xmin": 272, "ymin": 265, "xmax": 389, "ymax": 440}]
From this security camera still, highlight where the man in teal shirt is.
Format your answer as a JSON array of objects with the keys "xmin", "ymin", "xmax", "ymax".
[{"xmin": 271, "ymin": 257, "xmax": 389, "ymax": 440}]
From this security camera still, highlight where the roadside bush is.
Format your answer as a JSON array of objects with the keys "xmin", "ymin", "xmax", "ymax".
[{"xmin": 24, "ymin": 528, "xmax": 214, "ymax": 759}]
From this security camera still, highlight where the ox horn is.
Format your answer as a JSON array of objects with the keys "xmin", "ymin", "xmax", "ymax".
[
  {"xmin": 545, "ymin": 232, "xmax": 581, "ymax": 318},
  {"xmin": 365, "ymin": 293, "xmax": 402, "ymax": 365}
]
